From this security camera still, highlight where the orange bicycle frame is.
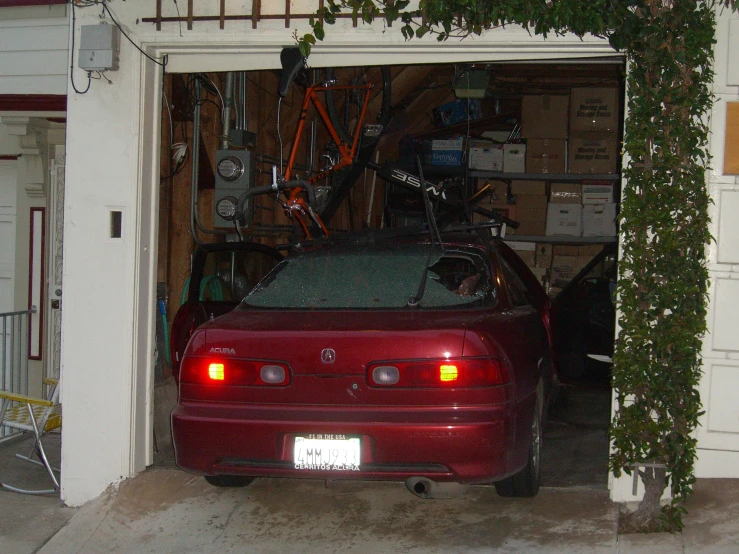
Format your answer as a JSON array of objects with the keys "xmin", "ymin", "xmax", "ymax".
[{"xmin": 282, "ymin": 81, "xmax": 373, "ymax": 239}]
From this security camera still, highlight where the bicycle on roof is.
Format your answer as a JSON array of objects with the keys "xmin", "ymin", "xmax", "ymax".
[
  {"xmin": 237, "ymin": 47, "xmax": 391, "ymax": 240},
  {"xmin": 233, "ymin": 49, "xmax": 518, "ymax": 242}
]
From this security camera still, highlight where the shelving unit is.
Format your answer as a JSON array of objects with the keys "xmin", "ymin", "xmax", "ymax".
[
  {"xmin": 470, "ymin": 171, "xmax": 620, "ymax": 182},
  {"xmin": 503, "ymin": 235, "xmax": 617, "ymax": 244}
]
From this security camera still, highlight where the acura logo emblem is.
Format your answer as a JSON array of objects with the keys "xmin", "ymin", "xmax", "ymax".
[{"xmin": 320, "ymin": 348, "xmax": 336, "ymax": 364}]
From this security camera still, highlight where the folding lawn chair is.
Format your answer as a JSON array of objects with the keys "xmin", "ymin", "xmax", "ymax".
[{"xmin": 0, "ymin": 377, "xmax": 62, "ymax": 494}]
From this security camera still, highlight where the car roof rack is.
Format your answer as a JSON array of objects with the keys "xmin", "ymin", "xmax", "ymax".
[{"xmin": 275, "ymin": 221, "xmax": 507, "ymax": 253}]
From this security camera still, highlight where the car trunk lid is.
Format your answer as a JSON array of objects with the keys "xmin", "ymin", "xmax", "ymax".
[{"xmin": 201, "ymin": 309, "xmax": 472, "ymax": 375}]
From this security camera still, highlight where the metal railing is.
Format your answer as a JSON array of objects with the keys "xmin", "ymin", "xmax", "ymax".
[{"xmin": 1, "ymin": 308, "xmax": 35, "ymax": 440}]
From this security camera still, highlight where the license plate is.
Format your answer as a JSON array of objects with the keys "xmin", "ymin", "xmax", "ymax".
[{"xmin": 293, "ymin": 435, "xmax": 361, "ymax": 471}]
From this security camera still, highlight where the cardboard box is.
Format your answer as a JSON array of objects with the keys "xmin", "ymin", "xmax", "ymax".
[
  {"xmin": 568, "ymin": 133, "xmax": 619, "ymax": 174},
  {"xmin": 513, "ymin": 249, "xmax": 536, "ymax": 266},
  {"xmin": 528, "ymin": 266, "xmax": 548, "ymax": 285},
  {"xmin": 468, "ymin": 144, "xmax": 504, "ymax": 171},
  {"xmin": 581, "ymin": 183, "xmax": 614, "ymax": 204},
  {"xmin": 521, "ymin": 95, "xmax": 569, "ymax": 139},
  {"xmin": 551, "ymin": 255, "xmax": 591, "ymax": 285},
  {"xmin": 516, "ymin": 207, "xmax": 547, "ymax": 223},
  {"xmin": 503, "ymin": 143, "xmax": 526, "ymax": 173},
  {"xmin": 509, "ymin": 205, "xmax": 547, "ymax": 236},
  {"xmin": 550, "ymin": 183, "xmax": 582, "ymax": 204},
  {"xmin": 547, "ymin": 286, "xmax": 564, "ymax": 298},
  {"xmin": 579, "ymin": 244, "xmax": 604, "ymax": 256},
  {"xmin": 472, "ymin": 202, "xmax": 515, "ymax": 225},
  {"xmin": 554, "ymin": 245, "xmax": 581, "ymax": 256},
  {"xmin": 511, "ymin": 180, "xmax": 547, "ymax": 196},
  {"xmin": 514, "ymin": 194, "xmax": 548, "ymax": 210},
  {"xmin": 526, "ymin": 139, "xmax": 567, "ymax": 174},
  {"xmin": 535, "ymin": 243, "xmax": 553, "ymax": 268},
  {"xmin": 570, "ymin": 87, "xmax": 620, "ymax": 134},
  {"xmin": 476, "ymin": 179, "xmax": 508, "ymax": 203},
  {"xmin": 582, "ymin": 203, "xmax": 617, "ymax": 236},
  {"xmin": 424, "ymin": 138, "xmax": 464, "ymax": 166},
  {"xmin": 513, "ymin": 220, "xmax": 547, "ymax": 236},
  {"xmin": 546, "ymin": 203, "xmax": 582, "ymax": 236}
]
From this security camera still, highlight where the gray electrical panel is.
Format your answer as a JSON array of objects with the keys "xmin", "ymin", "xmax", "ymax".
[
  {"xmin": 214, "ymin": 150, "xmax": 255, "ymax": 228},
  {"xmin": 79, "ymin": 24, "xmax": 120, "ymax": 72}
]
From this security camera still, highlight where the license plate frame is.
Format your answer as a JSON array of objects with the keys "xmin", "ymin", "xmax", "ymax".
[{"xmin": 293, "ymin": 434, "xmax": 361, "ymax": 471}]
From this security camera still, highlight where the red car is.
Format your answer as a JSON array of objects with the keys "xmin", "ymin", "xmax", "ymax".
[{"xmin": 171, "ymin": 231, "xmax": 554, "ymax": 498}]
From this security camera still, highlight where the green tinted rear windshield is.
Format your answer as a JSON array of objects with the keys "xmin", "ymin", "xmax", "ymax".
[{"xmin": 242, "ymin": 245, "xmax": 492, "ymax": 309}]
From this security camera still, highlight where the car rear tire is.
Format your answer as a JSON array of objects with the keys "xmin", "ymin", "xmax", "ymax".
[
  {"xmin": 204, "ymin": 475, "xmax": 255, "ymax": 488},
  {"xmin": 494, "ymin": 402, "xmax": 542, "ymax": 498}
]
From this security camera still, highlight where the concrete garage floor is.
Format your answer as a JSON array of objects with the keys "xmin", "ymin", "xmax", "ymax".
[
  {"xmin": 3, "ymin": 386, "xmax": 739, "ymax": 553},
  {"xmin": 544, "ymin": 385, "xmax": 611, "ymax": 489}
]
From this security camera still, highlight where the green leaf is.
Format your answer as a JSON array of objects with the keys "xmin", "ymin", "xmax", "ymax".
[{"xmin": 298, "ymin": 40, "xmax": 312, "ymax": 58}]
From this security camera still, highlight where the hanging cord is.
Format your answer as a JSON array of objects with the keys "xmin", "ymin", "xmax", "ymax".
[
  {"xmin": 100, "ymin": 2, "xmax": 168, "ymax": 69},
  {"xmin": 70, "ymin": 2, "xmax": 92, "ymax": 94},
  {"xmin": 277, "ymin": 96, "xmax": 284, "ymax": 175}
]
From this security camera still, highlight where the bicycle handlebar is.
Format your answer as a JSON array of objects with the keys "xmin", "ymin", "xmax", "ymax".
[
  {"xmin": 366, "ymin": 162, "xmax": 520, "ymax": 230},
  {"xmin": 235, "ymin": 179, "xmax": 317, "ymax": 227}
]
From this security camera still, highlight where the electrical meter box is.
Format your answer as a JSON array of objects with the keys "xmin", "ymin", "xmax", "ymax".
[
  {"xmin": 214, "ymin": 150, "xmax": 255, "ymax": 228},
  {"xmin": 79, "ymin": 24, "xmax": 120, "ymax": 72}
]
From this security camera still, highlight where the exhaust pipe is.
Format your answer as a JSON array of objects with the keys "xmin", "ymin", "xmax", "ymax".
[{"xmin": 405, "ymin": 477, "xmax": 468, "ymax": 499}]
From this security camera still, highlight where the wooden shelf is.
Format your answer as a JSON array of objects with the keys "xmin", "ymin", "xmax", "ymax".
[
  {"xmin": 470, "ymin": 171, "xmax": 620, "ymax": 181},
  {"xmin": 503, "ymin": 235, "xmax": 617, "ymax": 244}
]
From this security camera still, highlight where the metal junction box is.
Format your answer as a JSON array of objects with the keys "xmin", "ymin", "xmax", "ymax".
[
  {"xmin": 79, "ymin": 24, "xmax": 120, "ymax": 72},
  {"xmin": 214, "ymin": 150, "xmax": 255, "ymax": 228}
]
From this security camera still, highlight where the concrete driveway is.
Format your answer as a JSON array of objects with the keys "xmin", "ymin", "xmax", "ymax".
[{"xmin": 36, "ymin": 470, "xmax": 739, "ymax": 554}]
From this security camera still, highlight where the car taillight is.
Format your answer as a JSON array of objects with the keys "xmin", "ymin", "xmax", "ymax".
[
  {"xmin": 180, "ymin": 356, "xmax": 291, "ymax": 386},
  {"xmin": 367, "ymin": 358, "xmax": 509, "ymax": 388}
]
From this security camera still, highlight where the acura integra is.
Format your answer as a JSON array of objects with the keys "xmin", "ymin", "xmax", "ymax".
[{"xmin": 171, "ymin": 231, "xmax": 554, "ymax": 498}]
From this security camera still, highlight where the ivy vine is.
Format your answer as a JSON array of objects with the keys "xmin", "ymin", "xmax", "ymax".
[{"xmin": 297, "ymin": 0, "xmax": 737, "ymax": 532}]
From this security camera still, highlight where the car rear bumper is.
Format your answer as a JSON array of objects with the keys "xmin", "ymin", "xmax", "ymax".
[{"xmin": 172, "ymin": 401, "xmax": 528, "ymax": 484}]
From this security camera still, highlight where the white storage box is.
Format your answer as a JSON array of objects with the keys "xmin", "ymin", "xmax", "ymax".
[
  {"xmin": 581, "ymin": 183, "xmax": 614, "ymax": 204},
  {"xmin": 468, "ymin": 145, "xmax": 504, "ymax": 171},
  {"xmin": 546, "ymin": 203, "xmax": 582, "ymax": 237},
  {"xmin": 582, "ymin": 203, "xmax": 617, "ymax": 236},
  {"xmin": 503, "ymin": 144, "xmax": 526, "ymax": 173}
]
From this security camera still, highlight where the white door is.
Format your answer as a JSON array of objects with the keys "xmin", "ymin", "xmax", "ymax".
[{"xmin": 697, "ymin": 189, "xmax": 739, "ymax": 460}]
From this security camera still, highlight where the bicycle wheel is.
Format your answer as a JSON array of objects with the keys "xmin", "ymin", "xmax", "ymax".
[{"xmin": 324, "ymin": 66, "xmax": 392, "ymax": 148}]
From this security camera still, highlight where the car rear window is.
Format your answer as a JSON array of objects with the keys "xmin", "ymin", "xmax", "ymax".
[{"xmin": 241, "ymin": 245, "xmax": 492, "ymax": 309}]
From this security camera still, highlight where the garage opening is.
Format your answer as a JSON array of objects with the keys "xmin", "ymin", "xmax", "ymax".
[{"xmin": 152, "ymin": 58, "xmax": 624, "ymax": 490}]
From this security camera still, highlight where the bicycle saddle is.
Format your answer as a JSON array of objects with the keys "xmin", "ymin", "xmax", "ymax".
[{"xmin": 279, "ymin": 47, "xmax": 306, "ymax": 97}]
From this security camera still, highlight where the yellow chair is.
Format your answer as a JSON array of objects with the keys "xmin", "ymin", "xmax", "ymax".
[{"xmin": 0, "ymin": 378, "xmax": 61, "ymax": 495}]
